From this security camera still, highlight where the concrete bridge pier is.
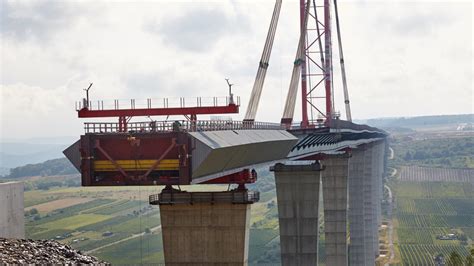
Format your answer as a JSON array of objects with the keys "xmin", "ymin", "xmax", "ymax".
[
  {"xmin": 348, "ymin": 147, "xmax": 368, "ymax": 266},
  {"xmin": 374, "ymin": 141, "xmax": 386, "ymax": 257},
  {"xmin": 321, "ymin": 156, "xmax": 350, "ymax": 266},
  {"xmin": 271, "ymin": 163, "xmax": 323, "ymax": 266},
  {"xmin": 362, "ymin": 142, "xmax": 377, "ymax": 262},
  {"xmin": 152, "ymin": 189, "xmax": 259, "ymax": 265}
]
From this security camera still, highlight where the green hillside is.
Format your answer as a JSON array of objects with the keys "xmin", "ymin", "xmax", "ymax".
[{"xmin": 4, "ymin": 158, "xmax": 77, "ymax": 179}]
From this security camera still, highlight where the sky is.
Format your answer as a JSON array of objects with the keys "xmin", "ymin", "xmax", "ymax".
[{"xmin": 0, "ymin": 0, "xmax": 472, "ymax": 140}]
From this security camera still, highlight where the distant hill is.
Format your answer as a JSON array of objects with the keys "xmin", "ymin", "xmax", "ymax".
[
  {"xmin": 363, "ymin": 114, "xmax": 473, "ymax": 129},
  {"xmin": 0, "ymin": 142, "xmax": 70, "ymax": 169},
  {"xmin": 5, "ymin": 158, "xmax": 78, "ymax": 178}
]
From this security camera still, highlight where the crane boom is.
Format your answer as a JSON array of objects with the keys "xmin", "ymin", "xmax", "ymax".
[
  {"xmin": 333, "ymin": 0, "xmax": 352, "ymax": 121},
  {"xmin": 244, "ymin": 0, "xmax": 282, "ymax": 122},
  {"xmin": 281, "ymin": 0, "xmax": 311, "ymax": 126}
]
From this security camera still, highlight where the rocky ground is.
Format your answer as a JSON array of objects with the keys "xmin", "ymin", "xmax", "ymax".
[{"xmin": 0, "ymin": 238, "xmax": 108, "ymax": 265}]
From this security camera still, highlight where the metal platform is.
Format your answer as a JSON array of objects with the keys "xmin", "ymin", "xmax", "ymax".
[
  {"xmin": 64, "ymin": 121, "xmax": 297, "ymax": 186},
  {"xmin": 150, "ymin": 190, "xmax": 260, "ymax": 205}
]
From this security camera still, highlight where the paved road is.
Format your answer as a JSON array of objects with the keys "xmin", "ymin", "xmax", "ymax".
[
  {"xmin": 389, "ymin": 167, "xmax": 397, "ymax": 178},
  {"xmin": 385, "ymin": 146, "xmax": 396, "ymax": 266},
  {"xmin": 85, "ymin": 225, "xmax": 162, "ymax": 254},
  {"xmin": 385, "ymin": 185, "xmax": 395, "ymax": 262}
]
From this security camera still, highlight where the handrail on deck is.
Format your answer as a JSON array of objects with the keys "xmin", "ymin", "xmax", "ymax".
[
  {"xmin": 84, "ymin": 120, "xmax": 283, "ymax": 134},
  {"xmin": 76, "ymin": 96, "xmax": 240, "ymax": 111}
]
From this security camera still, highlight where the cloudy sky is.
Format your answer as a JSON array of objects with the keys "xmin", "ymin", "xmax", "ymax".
[{"xmin": 0, "ymin": 0, "xmax": 472, "ymax": 139}]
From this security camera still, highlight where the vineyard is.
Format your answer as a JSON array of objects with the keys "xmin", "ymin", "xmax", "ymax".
[
  {"xmin": 398, "ymin": 244, "xmax": 470, "ymax": 265},
  {"xmin": 399, "ymin": 166, "xmax": 474, "ymax": 183},
  {"xmin": 394, "ymin": 178, "xmax": 473, "ymax": 265}
]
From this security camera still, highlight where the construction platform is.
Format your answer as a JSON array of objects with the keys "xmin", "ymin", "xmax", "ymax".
[{"xmin": 64, "ymin": 121, "xmax": 297, "ymax": 186}]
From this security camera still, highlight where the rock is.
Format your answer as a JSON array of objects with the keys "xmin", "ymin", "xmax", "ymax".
[{"xmin": 0, "ymin": 238, "xmax": 108, "ymax": 265}]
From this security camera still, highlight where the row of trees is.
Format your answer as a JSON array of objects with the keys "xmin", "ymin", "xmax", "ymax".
[
  {"xmin": 447, "ymin": 249, "xmax": 474, "ymax": 266},
  {"xmin": 6, "ymin": 158, "xmax": 77, "ymax": 178},
  {"xmin": 394, "ymin": 136, "xmax": 473, "ymax": 168}
]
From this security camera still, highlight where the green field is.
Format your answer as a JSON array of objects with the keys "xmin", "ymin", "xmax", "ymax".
[
  {"xmin": 22, "ymin": 171, "xmax": 283, "ymax": 265},
  {"xmin": 42, "ymin": 214, "xmax": 111, "ymax": 230},
  {"xmin": 393, "ymin": 181, "xmax": 473, "ymax": 265}
]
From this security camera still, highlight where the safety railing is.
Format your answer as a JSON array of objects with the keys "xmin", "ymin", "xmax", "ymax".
[
  {"xmin": 84, "ymin": 120, "xmax": 283, "ymax": 134},
  {"xmin": 76, "ymin": 96, "xmax": 240, "ymax": 111}
]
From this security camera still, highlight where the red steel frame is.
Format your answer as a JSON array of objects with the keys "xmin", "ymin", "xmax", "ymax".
[
  {"xmin": 79, "ymin": 132, "xmax": 257, "ymax": 186},
  {"xmin": 300, "ymin": 0, "xmax": 333, "ymax": 128},
  {"xmin": 78, "ymin": 101, "xmax": 239, "ymax": 133},
  {"xmin": 300, "ymin": 0, "xmax": 310, "ymax": 128},
  {"xmin": 76, "ymin": 98, "xmax": 254, "ymax": 186},
  {"xmin": 78, "ymin": 105, "xmax": 239, "ymax": 118}
]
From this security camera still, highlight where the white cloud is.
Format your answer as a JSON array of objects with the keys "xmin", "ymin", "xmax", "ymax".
[{"xmin": 0, "ymin": 0, "xmax": 472, "ymax": 139}]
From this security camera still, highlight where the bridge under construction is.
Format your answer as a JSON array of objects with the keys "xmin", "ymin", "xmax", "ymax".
[{"xmin": 64, "ymin": 0, "xmax": 388, "ymax": 265}]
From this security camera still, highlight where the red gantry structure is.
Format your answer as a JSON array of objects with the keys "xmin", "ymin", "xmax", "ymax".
[{"xmin": 66, "ymin": 95, "xmax": 296, "ymax": 188}]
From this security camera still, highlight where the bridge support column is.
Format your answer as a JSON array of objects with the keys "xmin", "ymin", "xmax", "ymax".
[
  {"xmin": 321, "ymin": 156, "xmax": 349, "ymax": 266},
  {"xmin": 152, "ymin": 189, "xmax": 258, "ymax": 265},
  {"xmin": 363, "ymin": 142, "xmax": 378, "ymax": 262},
  {"xmin": 348, "ymin": 148, "xmax": 367, "ymax": 266},
  {"xmin": 271, "ymin": 163, "xmax": 322, "ymax": 266},
  {"xmin": 373, "ymin": 141, "xmax": 386, "ymax": 257}
]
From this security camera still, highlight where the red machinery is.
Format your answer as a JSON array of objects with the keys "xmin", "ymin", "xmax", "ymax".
[{"xmin": 65, "ymin": 93, "xmax": 262, "ymax": 187}]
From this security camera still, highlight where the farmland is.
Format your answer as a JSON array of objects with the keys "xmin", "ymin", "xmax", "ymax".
[
  {"xmin": 392, "ymin": 178, "xmax": 473, "ymax": 265},
  {"xmin": 387, "ymin": 128, "xmax": 474, "ymax": 265},
  {"xmin": 11, "ymin": 116, "xmax": 474, "ymax": 264},
  {"xmin": 20, "ymin": 170, "xmax": 284, "ymax": 265}
]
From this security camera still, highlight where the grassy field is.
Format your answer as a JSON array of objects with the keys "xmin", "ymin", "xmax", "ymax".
[
  {"xmin": 41, "ymin": 214, "xmax": 111, "ymax": 230},
  {"xmin": 22, "ymin": 172, "xmax": 282, "ymax": 265},
  {"xmin": 24, "ymin": 190, "xmax": 59, "ymax": 207},
  {"xmin": 26, "ymin": 197, "xmax": 93, "ymax": 213},
  {"xmin": 393, "ymin": 180, "xmax": 473, "ymax": 265}
]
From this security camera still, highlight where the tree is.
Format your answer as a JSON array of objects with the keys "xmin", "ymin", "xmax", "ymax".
[
  {"xmin": 448, "ymin": 251, "xmax": 463, "ymax": 266},
  {"xmin": 466, "ymin": 248, "xmax": 474, "ymax": 266}
]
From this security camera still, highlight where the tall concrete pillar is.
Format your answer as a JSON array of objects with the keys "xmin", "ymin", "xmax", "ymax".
[
  {"xmin": 152, "ymin": 189, "xmax": 258, "ymax": 265},
  {"xmin": 363, "ymin": 143, "xmax": 377, "ymax": 263},
  {"xmin": 374, "ymin": 141, "xmax": 386, "ymax": 257},
  {"xmin": 321, "ymin": 156, "xmax": 349, "ymax": 266},
  {"xmin": 377, "ymin": 141, "xmax": 386, "ymax": 226},
  {"xmin": 0, "ymin": 182, "xmax": 25, "ymax": 239},
  {"xmin": 348, "ymin": 148, "xmax": 367, "ymax": 266},
  {"xmin": 271, "ymin": 163, "xmax": 322, "ymax": 266}
]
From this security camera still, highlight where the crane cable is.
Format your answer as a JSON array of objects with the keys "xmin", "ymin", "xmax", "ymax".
[
  {"xmin": 333, "ymin": 0, "xmax": 352, "ymax": 121},
  {"xmin": 281, "ymin": 0, "xmax": 311, "ymax": 123},
  {"xmin": 244, "ymin": 0, "xmax": 282, "ymax": 121}
]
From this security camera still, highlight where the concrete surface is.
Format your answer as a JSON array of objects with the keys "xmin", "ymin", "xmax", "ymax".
[
  {"xmin": 360, "ymin": 143, "xmax": 376, "ymax": 264},
  {"xmin": 159, "ymin": 202, "xmax": 251, "ymax": 265},
  {"xmin": 348, "ymin": 148, "xmax": 367, "ymax": 266},
  {"xmin": 321, "ymin": 157, "xmax": 349, "ymax": 266},
  {"xmin": 190, "ymin": 130, "xmax": 297, "ymax": 181},
  {"xmin": 0, "ymin": 182, "xmax": 25, "ymax": 239},
  {"xmin": 273, "ymin": 164, "xmax": 322, "ymax": 265}
]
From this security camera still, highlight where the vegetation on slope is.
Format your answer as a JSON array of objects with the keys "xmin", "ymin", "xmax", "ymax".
[
  {"xmin": 367, "ymin": 114, "xmax": 474, "ymax": 129},
  {"xmin": 391, "ymin": 136, "xmax": 474, "ymax": 168},
  {"xmin": 5, "ymin": 158, "xmax": 77, "ymax": 178}
]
